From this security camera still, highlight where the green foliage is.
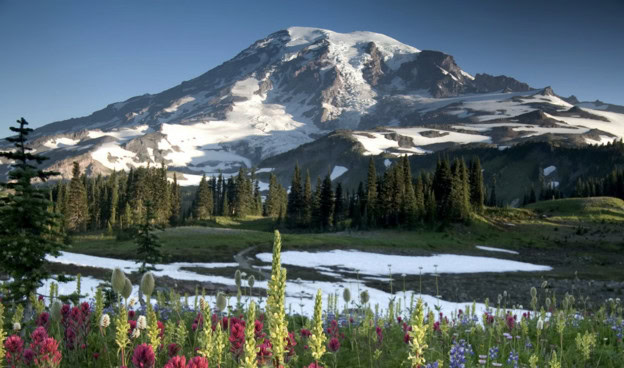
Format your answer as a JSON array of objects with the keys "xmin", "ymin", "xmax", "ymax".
[
  {"xmin": 133, "ymin": 200, "xmax": 164, "ymax": 273},
  {"xmin": 0, "ymin": 118, "xmax": 66, "ymax": 302}
]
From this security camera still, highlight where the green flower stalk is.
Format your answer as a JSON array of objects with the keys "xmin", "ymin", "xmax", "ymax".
[
  {"xmin": 175, "ymin": 320, "xmax": 188, "ymax": 350},
  {"xmin": 267, "ymin": 230, "xmax": 289, "ymax": 367},
  {"xmin": 241, "ymin": 300, "xmax": 258, "ymax": 368},
  {"xmin": 94, "ymin": 287, "xmax": 105, "ymax": 328},
  {"xmin": 214, "ymin": 321, "xmax": 227, "ymax": 367},
  {"xmin": 407, "ymin": 298, "xmax": 428, "ymax": 368},
  {"xmin": 115, "ymin": 305, "xmax": 131, "ymax": 367},
  {"xmin": 309, "ymin": 289, "xmax": 327, "ymax": 364},
  {"xmin": 575, "ymin": 331, "xmax": 596, "ymax": 362},
  {"xmin": 0, "ymin": 303, "xmax": 6, "ymax": 364},
  {"xmin": 198, "ymin": 300, "xmax": 214, "ymax": 360},
  {"xmin": 548, "ymin": 351, "xmax": 561, "ymax": 368},
  {"xmin": 146, "ymin": 304, "xmax": 161, "ymax": 352}
]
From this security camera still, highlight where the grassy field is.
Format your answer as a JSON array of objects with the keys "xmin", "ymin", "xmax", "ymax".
[{"xmin": 67, "ymin": 197, "xmax": 624, "ymax": 265}]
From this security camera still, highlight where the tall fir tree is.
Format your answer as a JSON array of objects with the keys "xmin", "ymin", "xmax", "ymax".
[
  {"xmin": 134, "ymin": 200, "xmax": 164, "ymax": 273},
  {"xmin": 319, "ymin": 173, "xmax": 334, "ymax": 230},
  {"xmin": 64, "ymin": 162, "xmax": 89, "ymax": 232},
  {"xmin": 193, "ymin": 174, "xmax": 213, "ymax": 220},
  {"xmin": 469, "ymin": 157, "xmax": 485, "ymax": 213},
  {"xmin": 0, "ymin": 118, "xmax": 65, "ymax": 302},
  {"xmin": 170, "ymin": 173, "xmax": 181, "ymax": 225},
  {"xmin": 365, "ymin": 158, "xmax": 377, "ymax": 227},
  {"xmin": 287, "ymin": 163, "xmax": 303, "ymax": 226}
]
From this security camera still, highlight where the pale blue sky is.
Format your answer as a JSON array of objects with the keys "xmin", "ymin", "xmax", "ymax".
[{"xmin": 1, "ymin": 0, "xmax": 622, "ymax": 137}]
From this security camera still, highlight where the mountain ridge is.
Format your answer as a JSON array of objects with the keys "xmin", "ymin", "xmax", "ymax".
[{"xmin": 2, "ymin": 27, "xmax": 623, "ymax": 187}]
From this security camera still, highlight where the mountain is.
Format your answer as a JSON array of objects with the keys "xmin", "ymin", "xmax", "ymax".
[{"xmin": 2, "ymin": 26, "xmax": 623, "ymax": 188}]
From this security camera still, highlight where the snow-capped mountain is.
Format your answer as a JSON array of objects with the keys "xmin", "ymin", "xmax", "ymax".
[{"xmin": 2, "ymin": 27, "xmax": 623, "ymax": 185}]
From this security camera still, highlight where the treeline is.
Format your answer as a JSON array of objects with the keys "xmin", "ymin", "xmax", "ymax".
[
  {"xmin": 50, "ymin": 164, "xmax": 268, "ymax": 233},
  {"xmin": 573, "ymin": 167, "xmax": 624, "ymax": 200},
  {"xmin": 273, "ymin": 156, "xmax": 486, "ymax": 231},
  {"xmin": 51, "ymin": 163, "xmax": 181, "ymax": 232}
]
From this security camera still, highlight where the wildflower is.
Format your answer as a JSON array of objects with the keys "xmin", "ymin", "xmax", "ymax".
[
  {"xmin": 4, "ymin": 335, "xmax": 24, "ymax": 358},
  {"xmin": 257, "ymin": 338, "xmax": 272, "ymax": 365},
  {"xmin": 229, "ymin": 319, "xmax": 246, "ymax": 358},
  {"xmin": 507, "ymin": 350, "xmax": 519, "ymax": 368},
  {"xmin": 167, "ymin": 343, "xmax": 181, "ymax": 358},
  {"xmin": 31, "ymin": 326, "xmax": 48, "ymax": 345},
  {"xmin": 34, "ymin": 337, "xmax": 63, "ymax": 367},
  {"xmin": 328, "ymin": 337, "xmax": 340, "ymax": 352},
  {"xmin": 186, "ymin": 356, "xmax": 209, "ymax": 368},
  {"xmin": 100, "ymin": 314, "xmax": 111, "ymax": 328},
  {"xmin": 307, "ymin": 363, "xmax": 324, "ymax": 368},
  {"xmin": 163, "ymin": 356, "xmax": 186, "ymax": 368},
  {"xmin": 537, "ymin": 318, "xmax": 544, "ymax": 330},
  {"xmin": 488, "ymin": 346, "xmax": 499, "ymax": 360},
  {"xmin": 23, "ymin": 348, "xmax": 35, "ymax": 365},
  {"xmin": 137, "ymin": 315, "xmax": 147, "ymax": 330},
  {"xmin": 12, "ymin": 322, "xmax": 21, "ymax": 332},
  {"xmin": 449, "ymin": 339, "xmax": 473, "ymax": 368},
  {"xmin": 129, "ymin": 298, "xmax": 137, "ymax": 308},
  {"xmin": 36, "ymin": 312, "xmax": 50, "ymax": 327},
  {"xmin": 131, "ymin": 343, "xmax": 155, "ymax": 368},
  {"xmin": 309, "ymin": 289, "xmax": 327, "ymax": 362}
]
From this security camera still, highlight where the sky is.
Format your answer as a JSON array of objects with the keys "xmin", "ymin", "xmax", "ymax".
[{"xmin": 1, "ymin": 0, "xmax": 623, "ymax": 137}]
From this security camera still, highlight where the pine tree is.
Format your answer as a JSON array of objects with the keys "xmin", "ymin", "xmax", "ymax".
[
  {"xmin": 108, "ymin": 171, "xmax": 119, "ymax": 228},
  {"xmin": 319, "ymin": 173, "xmax": 334, "ymax": 230},
  {"xmin": 469, "ymin": 157, "xmax": 485, "ymax": 213},
  {"xmin": 0, "ymin": 118, "xmax": 65, "ymax": 302},
  {"xmin": 265, "ymin": 173, "xmax": 281, "ymax": 217},
  {"xmin": 134, "ymin": 200, "xmax": 164, "ymax": 273},
  {"xmin": 193, "ymin": 174, "xmax": 213, "ymax": 220},
  {"xmin": 365, "ymin": 158, "xmax": 377, "ymax": 227},
  {"xmin": 302, "ymin": 170, "xmax": 313, "ymax": 227},
  {"xmin": 401, "ymin": 156, "xmax": 418, "ymax": 227},
  {"xmin": 170, "ymin": 173, "xmax": 181, "ymax": 225},
  {"xmin": 433, "ymin": 157, "xmax": 453, "ymax": 221},
  {"xmin": 64, "ymin": 162, "xmax": 89, "ymax": 232},
  {"xmin": 333, "ymin": 182, "xmax": 344, "ymax": 228},
  {"xmin": 287, "ymin": 164, "xmax": 303, "ymax": 227}
]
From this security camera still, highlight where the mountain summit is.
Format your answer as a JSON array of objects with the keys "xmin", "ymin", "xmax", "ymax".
[{"xmin": 2, "ymin": 27, "xmax": 623, "ymax": 184}]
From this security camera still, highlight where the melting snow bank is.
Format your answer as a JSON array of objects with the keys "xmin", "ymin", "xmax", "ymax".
[
  {"xmin": 44, "ymin": 250, "xmax": 544, "ymax": 316},
  {"xmin": 475, "ymin": 246, "xmax": 520, "ymax": 255},
  {"xmin": 330, "ymin": 166, "xmax": 348, "ymax": 180},
  {"xmin": 35, "ymin": 273, "xmax": 522, "ymax": 319},
  {"xmin": 256, "ymin": 250, "xmax": 550, "ymax": 275}
]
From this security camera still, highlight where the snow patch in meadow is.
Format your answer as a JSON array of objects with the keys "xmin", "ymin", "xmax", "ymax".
[
  {"xmin": 475, "ymin": 246, "xmax": 519, "ymax": 255},
  {"xmin": 330, "ymin": 166, "xmax": 348, "ymax": 180},
  {"xmin": 256, "ymin": 250, "xmax": 551, "ymax": 275},
  {"xmin": 44, "ymin": 250, "xmax": 536, "ymax": 317}
]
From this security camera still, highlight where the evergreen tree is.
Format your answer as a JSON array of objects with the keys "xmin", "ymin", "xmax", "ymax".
[
  {"xmin": 319, "ymin": 173, "xmax": 334, "ymax": 230},
  {"xmin": 433, "ymin": 157, "xmax": 453, "ymax": 221},
  {"xmin": 488, "ymin": 176, "xmax": 498, "ymax": 207},
  {"xmin": 265, "ymin": 173, "xmax": 282, "ymax": 218},
  {"xmin": 365, "ymin": 158, "xmax": 377, "ymax": 227},
  {"xmin": 302, "ymin": 170, "xmax": 313, "ymax": 227},
  {"xmin": 0, "ymin": 118, "xmax": 65, "ymax": 301},
  {"xmin": 193, "ymin": 174, "xmax": 214, "ymax": 220},
  {"xmin": 287, "ymin": 164, "xmax": 303, "ymax": 226},
  {"xmin": 64, "ymin": 162, "xmax": 89, "ymax": 232},
  {"xmin": 134, "ymin": 200, "xmax": 164, "ymax": 273},
  {"xmin": 469, "ymin": 157, "xmax": 485, "ymax": 213},
  {"xmin": 108, "ymin": 171, "xmax": 119, "ymax": 228},
  {"xmin": 333, "ymin": 182, "xmax": 344, "ymax": 228},
  {"xmin": 170, "ymin": 173, "xmax": 181, "ymax": 225}
]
